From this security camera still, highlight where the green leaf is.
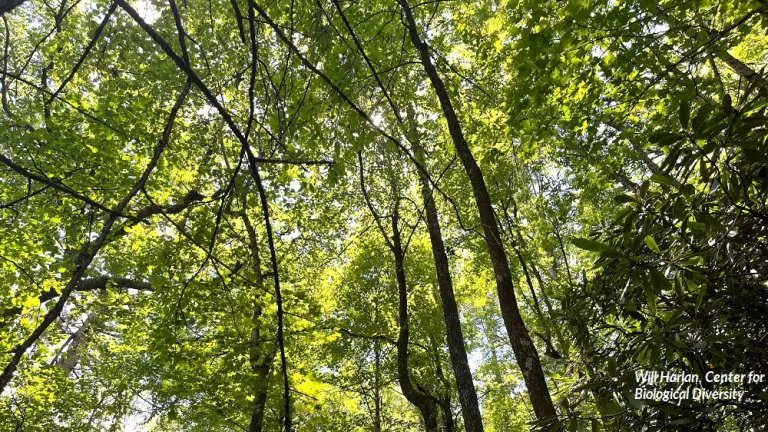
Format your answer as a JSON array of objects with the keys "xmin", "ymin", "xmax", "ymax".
[
  {"xmin": 650, "ymin": 173, "xmax": 673, "ymax": 186},
  {"xmin": 674, "ymin": 276, "xmax": 684, "ymax": 297},
  {"xmin": 643, "ymin": 235, "xmax": 660, "ymax": 253},
  {"xmin": 572, "ymin": 237, "xmax": 614, "ymax": 253},
  {"xmin": 722, "ymin": 94, "xmax": 732, "ymax": 112},
  {"xmin": 648, "ymin": 132, "xmax": 683, "ymax": 146},
  {"xmin": 744, "ymin": 97, "xmax": 768, "ymax": 113},
  {"xmin": 729, "ymin": 172, "xmax": 741, "ymax": 203},
  {"xmin": 643, "ymin": 277, "xmax": 656, "ymax": 314},
  {"xmin": 692, "ymin": 105, "xmax": 712, "ymax": 132},
  {"xmin": 674, "ymin": 196, "xmax": 686, "ymax": 219},
  {"xmin": 650, "ymin": 268, "xmax": 671, "ymax": 291},
  {"xmin": 680, "ymin": 184, "xmax": 695, "ymax": 196},
  {"xmin": 627, "ymin": 391, "xmax": 646, "ymax": 409},
  {"xmin": 658, "ymin": 405, "xmax": 680, "ymax": 415},
  {"xmin": 23, "ymin": 297, "xmax": 41, "ymax": 309},
  {"xmin": 695, "ymin": 284, "xmax": 707, "ymax": 312},
  {"xmin": 614, "ymin": 193, "xmax": 639, "ymax": 204}
]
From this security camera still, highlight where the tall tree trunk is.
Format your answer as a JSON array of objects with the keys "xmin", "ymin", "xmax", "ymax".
[
  {"xmin": 374, "ymin": 338, "xmax": 382, "ymax": 432},
  {"xmin": 391, "ymin": 203, "xmax": 439, "ymax": 431},
  {"xmin": 429, "ymin": 338, "xmax": 456, "ymax": 432},
  {"xmin": 398, "ymin": 0, "xmax": 556, "ymax": 421},
  {"xmin": 358, "ymin": 155, "xmax": 438, "ymax": 430},
  {"xmin": 249, "ymin": 349, "xmax": 274, "ymax": 432},
  {"xmin": 439, "ymin": 396, "xmax": 455, "ymax": 432},
  {"xmin": 249, "ymin": 300, "xmax": 276, "ymax": 432},
  {"xmin": 242, "ymin": 208, "xmax": 277, "ymax": 432},
  {"xmin": 415, "ymin": 143, "xmax": 484, "ymax": 431}
]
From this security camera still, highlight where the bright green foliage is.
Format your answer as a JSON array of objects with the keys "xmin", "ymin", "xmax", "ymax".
[{"xmin": 1, "ymin": 0, "xmax": 766, "ymax": 430}]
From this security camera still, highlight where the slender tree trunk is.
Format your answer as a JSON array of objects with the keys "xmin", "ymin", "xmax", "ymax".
[
  {"xmin": 242, "ymin": 208, "xmax": 277, "ymax": 432},
  {"xmin": 358, "ymin": 154, "xmax": 439, "ymax": 429},
  {"xmin": 391, "ymin": 203, "xmax": 439, "ymax": 431},
  {"xmin": 249, "ymin": 301, "xmax": 276, "ymax": 432},
  {"xmin": 439, "ymin": 396, "xmax": 455, "ymax": 432},
  {"xmin": 374, "ymin": 339, "xmax": 382, "ymax": 432},
  {"xmin": 429, "ymin": 340, "xmax": 456, "ymax": 432},
  {"xmin": 249, "ymin": 351, "xmax": 274, "ymax": 432},
  {"xmin": 415, "ymin": 144, "xmax": 484, "ymax": 431},
  {"xmin": 398, "ymin": 0, "xmax": 556, "ymax": 421}
]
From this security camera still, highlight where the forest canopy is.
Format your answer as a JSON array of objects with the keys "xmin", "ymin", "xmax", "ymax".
[{"xmin": 0, "ymin": 0, "xmax": 767, "ymax": 430}]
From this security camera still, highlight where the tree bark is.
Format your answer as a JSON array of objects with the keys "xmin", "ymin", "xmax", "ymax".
[
  {"xmin": 715, "ymin": 51, "xmax": 768, "ymax": 95},
  {"xmin": 398, "ymin": 0, "xmax": 556, "ymax": 421},
  {"xmin": 241, "ymin": 207, "xmax": 277, "ymax": 432},
  {"xmin": 416, "ymin": 144, "xmax": 484, "ymax": 431},
  {"xmin": 55, "ymin": 312, "xmax": 98, "ymax": 376},
  {"xmin": 358, "ymin": 155, "xmax": 438, "ymax": 430},
  {"xmin": 248, "ymin": 301, "xmax": 276, "ymax": 432},
  {"xmin": 374, "ymin": 339, "xmax": 382, "ymax": 432},
  {"xmin": 391, "ymin": 203, "xmax": 439, "ymax": 431},
  {"xmin": 430, "ymin": 340, "xmax": 456, "ymax": 432}
]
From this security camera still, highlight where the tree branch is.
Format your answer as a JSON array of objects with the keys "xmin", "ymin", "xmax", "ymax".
[
  {"xmin": 0, "ymin": 152, "xmax": 133, "ymax": 218},
  {"xmin": 1, "ymin": 277, "xmax": 152, "ymax": 327},
  {"xmin": 47, "ymin": 2, "xmax": 118, "ymax": 103}
]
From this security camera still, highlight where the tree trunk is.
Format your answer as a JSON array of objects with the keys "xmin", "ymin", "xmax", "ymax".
[
  {"xmin": 416, "ymin": 144, "xmax": 484, "ymax": 432},
  {"xmin": 398, "ymin": 0, "xmax": 556, "ymax": 421},
  {"xmin": 249, "ymin": 300, "xmax": 276, "ymax": 432},
  {"xmin": 440, "ymin": 396, "xmax": 455, "ymax": 432},
  {"xmin": 242, "ymin": 208, "xmax": 277, "ymax": 432},
  {"xmin": 430, "ymin": 341, "xmax": 456, "ymax": 432},
  {"xmin": 249, "ymin": 366, "xmax": 270, "ymax": 431},
  {"xmin": 715, "ymin": 51, "xmax": 768, "ymax": 95},
  {"xmin": 374, "ymin": 339, "xmax": 382, "ymax": 432},
  {"xmin": 358, "ymin": 153, "xmax": 439, "ymax": 429},
  {"xmin": 391, "ymin": 204, "xmax": 440, "ymax": 431}
]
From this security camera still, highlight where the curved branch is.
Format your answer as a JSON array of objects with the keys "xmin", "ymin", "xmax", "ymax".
[
  {"xmin": 47, "ymin": 2, "xmax": 118, "ymax": 103},
  {"xmin": 0, "ymin": 153, "xmax": 132, "ymax": 218},
  {"xmin": 0, "ymin": 277, "xmax": 151, "ymax": 326}
]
